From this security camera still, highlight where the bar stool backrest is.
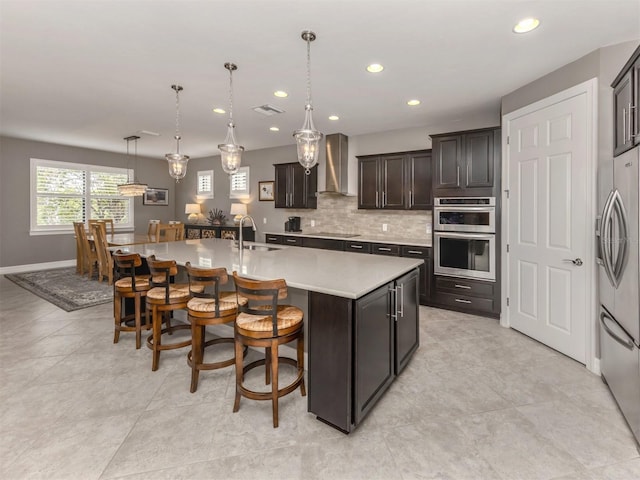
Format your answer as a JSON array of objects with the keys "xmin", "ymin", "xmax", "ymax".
[
  {"xmin": 232, "ymin": 272, "xmax": 288, "ymax": 336},
  {"xmin": 113, "ymin": 251, "xmax": 145, "ymax": 291},
  {"xmin": 185, "ymin": 262, "xmax": 229, "ymax": 317},
  {"xmin": 147, "ymin": 255, "xmax": 178, "ymax": 303}
]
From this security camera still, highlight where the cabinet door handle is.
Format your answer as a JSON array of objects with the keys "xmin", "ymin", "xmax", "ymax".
[
  {"xmin": 454, "ymin": 284, "xmax": 472, "ymax": 289},
  {"xmin": 286, "ymin": 238, "xmax": 297, "ymax": 243},
  {"xmin": 628, "ymin": 103, "xmax": 634, "ymax": 141},
  {"xmin": 350, "ymin": 244, "xmax": 363, "ymax": 249},
  {"xmin": 623, "ymin": 107, "xmax": 627, "ymax": 144},
  {"xmin": 407, "ymin": 250, "xmax": 423, "ymax": 255},
  {"xmin": 398, "ymin": 283, "xmax": 404, "ymax": 318},
  {"xmin": 376, "ymin": 191, "xmax": 379, "ymax": 208},
  {"xmin": 409, "ymin": 190, "xmax": 413, "ymax": 207},
  {"xmin": 456, "ymin": 165, "xmax": 460, "ymax": 186},
  {"xmin": 383, "ymin": 191, "xmax": 387, "ymax": 207},
  {"xmin": 378, "ymin": 247, "xmax": 391, "ymax": 252},
  {"xmin": 389, "ymin": 287, "xmax": 398, "ymax": 321},
  {"xmin": 454, "ymin": 298, "xmax": 472, "ymax": 304}
]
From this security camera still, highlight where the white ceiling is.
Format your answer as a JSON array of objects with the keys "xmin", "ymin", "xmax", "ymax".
[{"xmin": 1, "ymin": 0, "xmax": 639, "ymax": 160}]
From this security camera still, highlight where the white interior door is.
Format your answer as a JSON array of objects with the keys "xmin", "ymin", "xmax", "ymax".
[{"xmin": 504, "ymin": 82, "xmax": 596, "ymax": 364}]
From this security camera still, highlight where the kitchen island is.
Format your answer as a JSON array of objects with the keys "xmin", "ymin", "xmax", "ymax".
[{"xmin": 121, "ymin": 238, "xmax": 422, "ymax": 432}]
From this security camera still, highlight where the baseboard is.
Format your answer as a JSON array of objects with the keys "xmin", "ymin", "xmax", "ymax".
[
  {"xmin": 591, "ymin": 357, "xmax": 601, "ymax": 376},
  {"xmin": 0, "ymin": 259, "xmax": 76, "ymax": 275}
]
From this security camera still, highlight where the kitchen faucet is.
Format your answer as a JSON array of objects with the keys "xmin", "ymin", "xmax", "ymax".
[{"xmin": 238, "ymin": 215, "xmax": 257, "ymax": 250}]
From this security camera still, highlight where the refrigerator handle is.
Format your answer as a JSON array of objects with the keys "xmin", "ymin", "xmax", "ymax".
[
  {"xmin": 600, "ymin": 311, "xmax": 634, "ymax": 351},
  {"xmin": 599, "ymin": 190, "xmax": 617, "ymax": 287},
  {"xmin": 610, "ymin": 192, "xmax": 630, "ymax": 286}
]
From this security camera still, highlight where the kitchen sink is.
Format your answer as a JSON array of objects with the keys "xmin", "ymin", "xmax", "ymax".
[{"xmin": 242, "ymin": 244, "xmax": 280, "ymax": 252}]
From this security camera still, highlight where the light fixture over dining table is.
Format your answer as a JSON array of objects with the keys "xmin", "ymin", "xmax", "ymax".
[
  {"xmin": 117, "ymin": 135, "xmax": 148, "ymax": 196},
  {"xmin": 165, "ymin": 84, "xmax": 190, "ymax": 182}
]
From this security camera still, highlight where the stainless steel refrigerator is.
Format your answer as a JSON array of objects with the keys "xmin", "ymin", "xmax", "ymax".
[{"xmin": 596, "ymin": 146, "xmax": 640, "ymax": 447}]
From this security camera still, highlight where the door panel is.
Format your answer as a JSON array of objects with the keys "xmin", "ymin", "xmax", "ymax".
[
  {"xmin": 465, "ymin": 130, "xmax": 494, "ymax": 187},
  {"xmin": 434, "ymin": 136, "xmax": 461, "ymax": 189},
  {"xmin": 358, "ymin": 157, "xmax": 380, "ymax": 209},
  {"xmin": 507, "ymin": 92, "xmax": 588, "ymax": 363},
  {"xmin": 381, "ymin": 155, "xmax": 405, "ymax": 208}
]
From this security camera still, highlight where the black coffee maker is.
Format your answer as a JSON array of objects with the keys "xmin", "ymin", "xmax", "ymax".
[{"xmin": 285, "ymin": 216, "xmax": 301, "ymax": 232}]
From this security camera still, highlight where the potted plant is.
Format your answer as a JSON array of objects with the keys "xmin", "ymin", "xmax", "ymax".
[{"xmin": 208, "ymin": 208, "xmax": 227, "ymax": 226}]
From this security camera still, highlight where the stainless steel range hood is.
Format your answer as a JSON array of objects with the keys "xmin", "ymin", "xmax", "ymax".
[{"xmin": 321, "ymin": 133, "xmax": 350, "ymax": 195}]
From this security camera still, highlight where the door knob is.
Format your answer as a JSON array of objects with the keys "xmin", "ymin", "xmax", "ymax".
[{"xmin": 563, "ymin": 258, "xmax": 583, "ymax": 266}]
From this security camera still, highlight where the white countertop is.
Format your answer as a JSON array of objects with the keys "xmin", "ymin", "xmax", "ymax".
[
  {"xmin": 120, "ymin": 238, "xmax": 423, "ymax": 299},
  {"xmin": 264, "ymin": 231, "xmax": 432, "ymax": 248}
]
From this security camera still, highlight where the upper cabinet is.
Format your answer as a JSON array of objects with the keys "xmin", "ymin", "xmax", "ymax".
[
  {"xmin": 274, "ymin": 162, "xmax": 317, "ymax": 209},
  {"xmin": 612, "ymin": 44, "xmax": 640, "ymax": 157},
  {"xmin": 431, "ymin": 126, "xmax": 500, "ymax": 197},
  {"xmin": 357, "ymin": 150, "xmax": 432, "ymax": 210}
]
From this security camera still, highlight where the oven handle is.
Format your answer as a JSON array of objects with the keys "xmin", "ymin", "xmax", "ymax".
[
  {"xmin": 434, "ymin": 231, "xmax": 494, "ymax": 240},
  {"xmin": 434, "ymin": 206, "xmax": 495, "ymax": 213}
]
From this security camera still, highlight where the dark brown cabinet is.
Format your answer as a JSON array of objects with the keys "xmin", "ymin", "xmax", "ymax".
[
  {"xmin": 357, "ymin": 150, "xmax": 432, "ymax": 210},
  {"xmin": 612, "ymin": 44, "xmax": 640, "ymax": 156},
  {"xmin": 401, "ymin": 246, "xmax": 431, "ymax": 305},
  {"xmin": 274, "ymin": 162, "xmax": 317, "ymax": 209},
  {"xmin": 301, "ymin": 237, "xmax": 344, "ymax": 251},
  {"xmin": 431, "ymin": 276, "xmax": 498, "ymax": 317},
  {"xmin": 431, "ymin": 127, "xmax": 500, "ymax": 196},
  {"xmin": 393, "ymin": 269, "xmax": 420, "ymax": 374}
]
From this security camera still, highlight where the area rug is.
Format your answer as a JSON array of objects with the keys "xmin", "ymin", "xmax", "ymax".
[{"xmin": 5, "ymin": 267, "xmax": 112, "ymax": 311}]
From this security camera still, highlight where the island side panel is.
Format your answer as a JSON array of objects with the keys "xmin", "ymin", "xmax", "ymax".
[{"xmin": 308, "ymin": 292, "xmax": 353, "ymax": 432}]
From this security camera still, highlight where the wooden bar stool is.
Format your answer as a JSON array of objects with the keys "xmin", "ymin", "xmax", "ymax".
[
  {"xmin": 185, "ymin": 263, "xmax": 248, "ymax": 393},
  {"xmin": 232, "ymin": 272, "xmax": 306, "ymax": 428},
  {"xmin": 146, "ymin": 255, "xmax": 196, "ymax": 371},
  {"xmin": 112, "ymin": 251, "xmax": 151, "ymax": 349}
]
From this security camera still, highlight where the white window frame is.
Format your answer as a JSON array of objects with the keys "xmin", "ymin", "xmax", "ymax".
[
  {"xmin": 30, "ymin": 158, "xmax": 135, "ymax": 235},
  {"xmin": 229, "ymin": 166, "xmax": 250, "ymax": 198},
  {"xmin": 197, "ymin": 169, "xmax": 214, "ymax": 199}
]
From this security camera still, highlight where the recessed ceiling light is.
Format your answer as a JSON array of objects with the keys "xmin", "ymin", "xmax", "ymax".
[
  {"xmin": 274, "ymin": 90, "xmax": 288, "ymax": 98},
  {"xmin": 328, "ymin": 115, "xmax": 339, "ymax": 121},
  {"xmin": 213, "ymin": 107, "xmax": 226, "ymax": 114},
  {"xmin": 513, "ymin": 17, "xmax": 540, "ymax": 33},
  {"xmin": 269, "ymin": 126, "xmax": 280, "ymax": 132},
  {"xmin": 407, "ymin": 99, "xmax": 421, "ymax": 106},
  {"xmin": 366, "ymin": 63, "xmax": 384, "ymax": 73}
]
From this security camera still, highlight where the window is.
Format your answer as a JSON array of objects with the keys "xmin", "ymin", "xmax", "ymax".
[
  {"xmin": 197, "ymin": 170, "xmax": 214, "ymax": 199},
  {"xmin": 30, "ymin": 158, "xmax": 134, "ymax": 235},
  {"xmin": 229, "ymin": 166, "xmax": 250, "ymax": 198}
]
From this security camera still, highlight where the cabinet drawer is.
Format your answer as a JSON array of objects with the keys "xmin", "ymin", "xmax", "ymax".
[
  {"xmin": 433, "ymin": 291, "xmax": 495, "ymax": 314},
  {"xmin": 303, "ymin": 237, "xmax": 345, "ymax": 251},
  {"xmin": 435, "ymin": 276, "xmax": 494, "ymax": 297},
  {"xmin": 283, "ymin": 236, "xmax": 302, "ymax": 246},
  {"xmin": 371, "ymin": 243, "xmax": 400, "ymax": 256},
  {"xmin": 400, "ymin": 246, "xmax": 430, "ymax": 259},
  {"xmin": 345, "ymin": 241, "xmax": 372, "ymax": 254},
  {"xmin": 265, "ymin": 234, "xmax": 283, "ymax": 244}
]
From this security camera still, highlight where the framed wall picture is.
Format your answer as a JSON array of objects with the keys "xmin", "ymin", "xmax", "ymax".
[
  {"xmin": 142, "ymin": 187, "xmax": 169, "ymax": 206},
  {"xmin": 259, "ymin": 181, "xmax": 274, "ymax": 201}
]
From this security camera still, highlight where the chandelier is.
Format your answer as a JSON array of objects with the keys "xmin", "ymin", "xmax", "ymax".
[
  {"xmin": 218, "ymin": 63, "xmax": 244, "ymax": 174},
  {"xmin": 117, "ymin": 135, "xmax": 147, "ymax": 196},
  {"xmin": 293, "ymin": 30, "xmax": 323, "ymax": 175},
  {"xmin": 165, "ymin": 84, "xmax": 189, "ymax": 182}
]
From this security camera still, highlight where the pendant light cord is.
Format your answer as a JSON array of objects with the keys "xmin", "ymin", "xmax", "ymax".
[
  {"xmin": 306, "ymin": 37, "xmax": 312, "ymax": 107},
  {"xmin": 228, "ymin": 68, "xmax": 234, "ymax": 124},
  {"xmin": 174, "ymin": 87, "xmax": 182, "ymax": 153}
]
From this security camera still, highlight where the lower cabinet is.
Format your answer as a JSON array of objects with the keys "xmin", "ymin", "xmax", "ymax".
[
  {"xmin": 431, "ymin": 275, "xmax": 498, "ymax": 317},
  {"xmin": 309, "ymin": 268, "xmax": 420, "ymax": 432},
  {"xmin": 302, "ymin": 237, "xmax": 345, "ymax": 251},
  {"xmin": 185, "ymin": 224, "xmax": 255, "ymax": 241},
  {"xmin": 400, "ymin": 246, "xmax": 431, "ymax": 306}
]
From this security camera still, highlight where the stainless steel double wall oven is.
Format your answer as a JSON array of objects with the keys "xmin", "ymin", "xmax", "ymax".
[{"xmin": 433, "ymin": 197, "xmax": 496, "ymax": 281}]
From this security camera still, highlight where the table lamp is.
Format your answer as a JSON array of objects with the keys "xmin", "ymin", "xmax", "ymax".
[
  {"xmin": 230, "ymin": 203, "xmax": 247, "ymax": 225},
  {"xmin": 185, "ymin": 203, "xmax": 201, "ymax": 223}
]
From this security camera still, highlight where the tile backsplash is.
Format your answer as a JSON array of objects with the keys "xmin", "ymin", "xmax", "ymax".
[{"xmin": 288, "ymin": 194, "xmax": 432, "ymax": 239}]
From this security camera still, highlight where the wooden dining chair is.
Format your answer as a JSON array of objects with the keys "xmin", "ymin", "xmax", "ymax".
[
  {"xmin": 185, "ymin": 263, "xmax": 247, "ymax": 392},
  {"xmin": 92, "ymin": 223, "xmax": 114, "ymax": 285},
  {"xmin": 89, "ymin": 218, "xmax": 114, "ymax": 235},
  {"xmin": 147, "ymin": 219, "xmax": 160, "ymax": 238},
  {"xmin": 232, "ymin": 272, "xmax": 306, "ymax": 428},
  {"xmin": 156, "ymin": 223, "xmax": 184, "ymax": 242},
  {"xmin": 74, "ymin": 222, "xmax": 96, "ymax": 277}
]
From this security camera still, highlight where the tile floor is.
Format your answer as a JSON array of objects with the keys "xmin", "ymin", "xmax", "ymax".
[{"xmin": 1, "ymin": 275, "xmax": 639, "ymax": 480}]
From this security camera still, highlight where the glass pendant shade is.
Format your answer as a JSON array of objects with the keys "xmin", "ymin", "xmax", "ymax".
[
  {"xmin": 218, "ymin": 63, "xmax": 243, "ymax": 175},
  {"xmin": 294, "ymin": 103, "xmax": 323, "ymax": 173},
  {"xmin": 117, "ymin": 135, "xmax": 147, "ymax": 196}
]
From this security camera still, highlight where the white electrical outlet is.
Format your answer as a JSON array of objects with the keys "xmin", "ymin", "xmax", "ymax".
[
  {"xmin": 310, "ymin": 220, "xmax": 315, "ymax": 227},
  {"xmin": 382, "ymin": 223, "xmax": 388, "ymax": 232},
  {"xmin": 263, "ymin": 217, "xmax": 267, "ymax": 224}
]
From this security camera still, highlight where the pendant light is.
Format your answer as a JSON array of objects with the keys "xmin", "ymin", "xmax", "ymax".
[
  {"xmin": 165, "ymin": 84, "xmax": 189, "ymax": 182},
  {"xmin": 293, "ymin": 30, "xmax": 323, "ymax": 175},
  {"xmin": 117, "ymin": 135, "xmax": 148, "ymax": 196},
  {"xmin": 218, "ymin": 63, "xmax": 244, "ymax": 175}
]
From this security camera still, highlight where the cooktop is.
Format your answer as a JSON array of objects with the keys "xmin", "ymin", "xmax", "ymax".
[{"xmin": 314, "ymin": 232, "xmax": 361, "ymax": 238}]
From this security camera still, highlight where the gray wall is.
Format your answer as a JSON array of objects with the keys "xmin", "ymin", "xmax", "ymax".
[{"xmin": 0, "ymin": 136, "xmax": 177, "ymax": 268}]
